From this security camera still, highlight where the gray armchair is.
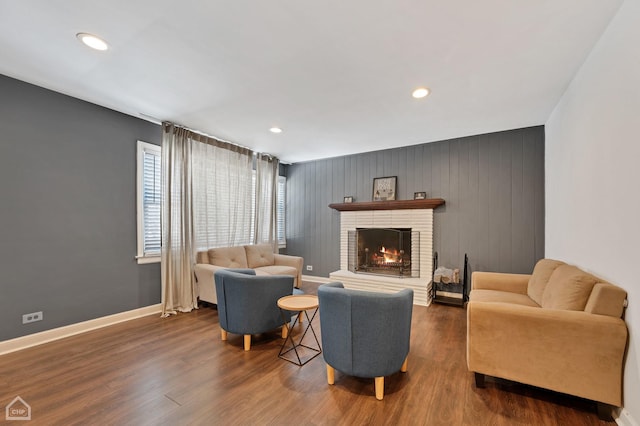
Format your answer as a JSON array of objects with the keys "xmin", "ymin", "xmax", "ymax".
[
  {"xmin": 317, "ymin": 282, "xmax": 414, "ymax": 400},
  {"xmin": 214, "ymin": 269, "xmax": 294, "ymax": 351}
]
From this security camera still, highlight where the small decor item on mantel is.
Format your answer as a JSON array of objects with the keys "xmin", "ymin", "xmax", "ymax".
[
  {"xmin": 343, "ymin": 196, "xmax": 354, "ymax": 203},
  {"xmin": 414, "ymin": 191, "xmax": 427, "ymax": 200},
  {"xmin": 372, "ymin": 176, "xmax": 397, "ymax": 201}
]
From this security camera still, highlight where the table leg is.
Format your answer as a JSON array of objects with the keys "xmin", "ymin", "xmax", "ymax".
[{"xmin": 278, "ymin": 307, "xmax": 322, "ymax": 366}]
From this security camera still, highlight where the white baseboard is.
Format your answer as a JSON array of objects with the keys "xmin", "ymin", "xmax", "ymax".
[
  {"xmin": 616, "ymin": 408, "xmax": 639, "ymax": 426},
  {"xmin": 0, "ymin": 304, "xmax": 162, "ymax": 356},
  {"xmin": 302, "ymin": 274, "xmax": 332, "ymax": 284}
]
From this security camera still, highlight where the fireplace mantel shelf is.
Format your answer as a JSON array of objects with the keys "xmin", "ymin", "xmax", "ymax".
[{"xmin": 329, "ymin": 198, "xmax": 445, "ymax": 211}]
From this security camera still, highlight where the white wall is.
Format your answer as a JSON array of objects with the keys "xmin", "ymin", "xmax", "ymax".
[{"xmin": 546, "ymin": 0, "xmax": 640, "ymax": 421}]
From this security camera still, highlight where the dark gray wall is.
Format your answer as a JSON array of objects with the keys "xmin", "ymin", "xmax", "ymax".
[
  {"xmin": 0, "ymin": 75, "xmax": 161, "ymax": 341},
  {"xmin": 284, "ymin": 126, "xmax": 545, "ymax": 277}
]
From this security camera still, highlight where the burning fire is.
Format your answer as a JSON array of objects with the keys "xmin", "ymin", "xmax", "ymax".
[{"xmin": 379, "ymin": 246, "xmax": 402, "ymax": 263}]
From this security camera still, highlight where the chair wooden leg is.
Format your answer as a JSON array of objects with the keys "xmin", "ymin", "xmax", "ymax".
[
  {"xmin": 281, "ymin": 324, "xmax": 288, "ymax": 338},
  {"xmin": 244, "ymin": 335, "xmax": 251, "ymax": 351},
  {"xmin": 220, "ymin": 328, "xmax": 228, "ymax": 341},
  {"xmin": 375, "ymin": 377, "xmax": 384, "ymax": 400},
  {"xmin": 401, "ymin": 357, "xmax": 408, "ymax": 372},
  {"xmin": 327, "ymin": 365, "xmax": 335, "ymax": 385}
]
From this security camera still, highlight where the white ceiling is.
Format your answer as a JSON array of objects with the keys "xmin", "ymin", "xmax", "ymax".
[{"xmin": 0, "ymin": 1, "xmax": 623, "ymax": 163}]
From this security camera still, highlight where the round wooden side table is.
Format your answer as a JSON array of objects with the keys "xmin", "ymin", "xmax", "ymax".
[{"xmin": 277, "ymin": 294, "xmax": 322, "ymax": 366}]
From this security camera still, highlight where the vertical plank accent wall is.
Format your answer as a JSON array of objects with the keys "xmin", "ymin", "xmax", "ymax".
[{"xmin": 283, "ymin": 126, "xmax": 544, "ymax": 277}]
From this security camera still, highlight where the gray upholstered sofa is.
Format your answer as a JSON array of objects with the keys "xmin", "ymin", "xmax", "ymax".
[{"xmin": 194, "ymin": 244, "xmax": 303, "ymax": 304}]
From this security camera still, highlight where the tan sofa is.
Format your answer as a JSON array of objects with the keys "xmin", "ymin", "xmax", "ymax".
[
  {"xmin": 194, "ymin": 244, "xmax": 303, "ymax": 304},
  {"xmin": 467, "ymin": 259, "xmax": 628, "ymax": 410}
]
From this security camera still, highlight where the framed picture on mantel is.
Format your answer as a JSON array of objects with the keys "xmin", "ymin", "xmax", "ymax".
[{"xmin": 372, "ymin": 176, "xmax": 397, "ymax": 201}]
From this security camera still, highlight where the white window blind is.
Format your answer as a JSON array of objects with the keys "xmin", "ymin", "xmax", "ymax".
[
  {"xmin": 136, "ymin": 141, "xmax": 161, "ymax": 263},
  {"xmin": 249, "ymin": 171, "xmax": 286, "ymax": 247},
  {"xmin": 277, "ymin": 176, "xmax": 286, "ymax": 248},
  {"xmin": 191, "ymin": 141, "xmax": 254, "ymax": 251}
]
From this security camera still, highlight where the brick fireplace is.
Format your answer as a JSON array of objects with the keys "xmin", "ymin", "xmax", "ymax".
[{"xmin": 328, "ymin": 199, "xmax": 444, "ymax": 306}]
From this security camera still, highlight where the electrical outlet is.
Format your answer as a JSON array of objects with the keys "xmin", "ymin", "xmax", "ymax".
[
  {"xmin": 306, "ymin": 265, "xmax": 313, "ymax": 271},
  {"xmin": 22, "ymin": 311, "xmax": 43, "ymax": 324}
]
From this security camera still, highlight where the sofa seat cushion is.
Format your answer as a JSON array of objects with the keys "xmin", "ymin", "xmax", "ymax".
[
  {"xmin": 254, "ymin": 265, "xmax": 298, "ymax": 278},
  {"xmin": 208, "ymin": 246, "xmax": 248, "ymax": 268},
  {"xmin": 527, "ymin": 259, "xmax": 565, "ymax": 305},
  {"xmin": 470, "ymin": 289, "xmax": 540, "ymax": 307},
  {"xmin": 245, "ymin": 244, "xmax": 276, "ymax": 268},
  {"xmin": 541, "ymin": 265, "xmax": 597, "ymax": 311}
]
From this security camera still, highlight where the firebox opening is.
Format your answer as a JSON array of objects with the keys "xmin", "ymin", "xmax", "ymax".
[{"xmin": 348, "ymin": 228, "xmax": 419, "ymax": 278}]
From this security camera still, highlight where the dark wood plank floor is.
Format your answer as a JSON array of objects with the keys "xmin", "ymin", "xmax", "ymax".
[{"xmin": 0, "ymin": 282, "xmax": 613, "ymax": 425}]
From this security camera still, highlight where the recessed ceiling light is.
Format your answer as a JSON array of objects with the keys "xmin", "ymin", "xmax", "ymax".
[
  {"xmin": 412, "ymin": 87, "xmax": 430, "ymax": 99},
  {"xmin": 270, "ymin": 127, "xmax": 283, "ymax": 134},
  {"xmin": 76, "ymin": 33, "xmax": 109, "ymax": 51}
]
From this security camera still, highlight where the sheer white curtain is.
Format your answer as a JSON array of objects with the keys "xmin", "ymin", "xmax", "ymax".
[
  {"xmin": 161, "ymin": 123, "xmax": 259, "ymax": 316},
  {"xmin": 253, "ymin": 154, "xmax": 280, "ymax": 248}
]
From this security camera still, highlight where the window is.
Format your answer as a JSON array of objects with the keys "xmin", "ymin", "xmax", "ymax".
[
  {"xmin": 136, "ymin": 140, "xmax": 285, "ymax": 261},
  {"xmin": 248, "ymin": 171, "xmax": 286, "ymax": 248},
  {"xmin": 277, "ymin": 176, "xmax": 286, "ymax": 248},
  {"xmin": 136, "ymin": 141, "xmax": 161, "ymax": 263},
  {"xmin": 192, "ymin": 142, "xmax": 254, "ymax": 250}
]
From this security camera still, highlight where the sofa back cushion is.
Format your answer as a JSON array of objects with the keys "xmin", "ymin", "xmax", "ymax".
[
  {"xmin": 245, "ymin": 244, "xmax": 275, "ymax": 268},
  {"xmin": 208, "ymin": 246, "xmax": 248, "ymax": 268},
  {"xmin": 196, "ymin": 251, "xmax": 209, "ymax": 264},
  {"xmin": 584, "ymin": 283, "xmax": 627, "ymax": 318},
  {"xmin": 541, "ymin": 265, "xmax": 597, "ymax": 311},
  {"xmin": 528, "ymin": 259, "xmax": 565, "ymax": 305}
]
